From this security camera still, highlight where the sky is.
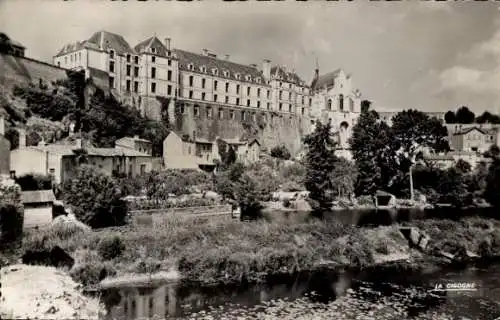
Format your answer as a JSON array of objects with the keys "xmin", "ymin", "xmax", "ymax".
[{"xmin": 1, "ymin": 0, "xmax": 500, "ymax": 114}]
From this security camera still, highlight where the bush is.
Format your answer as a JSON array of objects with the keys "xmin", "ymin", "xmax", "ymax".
[
  {"xmin": 61, "ymin": 165, "xmax": 128, "ymax": 229},
  {"xmin": 0, "ymin": 203, "xmax": 24, "ymax": 250},
  {"xmin": 15, "ymin": 173, "xmax": 53, "ymax": 191},
  {"xmin": 97, "ymin": 235, "xmax": 126, "ymax": 260},
  {"xmin": 270, "ymin": 145, "xmax": 291, "ymax": 160}
]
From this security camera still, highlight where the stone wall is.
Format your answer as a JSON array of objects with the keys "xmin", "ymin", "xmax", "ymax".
[
  {"xmin": 0, "ymin": 53, "xmax": 71, "ymax": 91},
  {"xmin": 173, "ymin": 101, "xmax": 310, "ymax": 155}
]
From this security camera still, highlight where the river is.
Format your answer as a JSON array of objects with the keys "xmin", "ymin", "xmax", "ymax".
[{"xmin": 100, "ymin": 261, "xmax": 500, "ymax": 320}]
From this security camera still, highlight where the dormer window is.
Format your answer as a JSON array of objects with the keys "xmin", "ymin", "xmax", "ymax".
[
  {"xmin": 188, "ymin": 64, "xmax": 194, "ymax": 71},
  {"xmin": 212, "ymin": 68, "xmax": 218, "ymax": 76},
  {"xmin": 245, "ymin": 75, "xmax": 251, "ymax": 81},
  {"xmin": 151, "ymin": 47, "xmax": 156, "ymax": 54},
  {"xmin": 256, "ymin": 77, "xmax": 261, "ymax": 83},
  {"xmin": 235, "ymin": 73, "xmax": 240, "ymax": 80},
  {"xmin": 109, "ymin": 50, "xmax": 115, "ymax": 59},
  {"xmin": 223, "ymin": 70, "xmax": 229, "ymax": 77},
  {"xmin": 200, "ymin": 66, "xmax": 206, "ymax": 73}
]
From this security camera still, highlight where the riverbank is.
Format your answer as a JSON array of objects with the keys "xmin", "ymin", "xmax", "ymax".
[{"xmin": 18, "ymin": 212, "xmax": 500, "ymax": 289}]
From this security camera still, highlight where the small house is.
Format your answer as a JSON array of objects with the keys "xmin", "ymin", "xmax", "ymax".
[{"xmin": 21, "ymin": 190, "xmax": 56, "ymax": 229}]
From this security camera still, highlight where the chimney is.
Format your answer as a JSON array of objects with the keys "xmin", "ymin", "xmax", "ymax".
[
  {"xmin": 224, "ymin": 54, "xmax": 230, "ymax": 61},
  {"xmin": 164, "ymin": 37, "xmax": 171, "ymax": 51},
  {"xmin": 202, "ymin": 49, "xmax": 209, "ymax": 56},
  {"xmin": 18, "ymin": 129, "xmax": 26, "ymax": 148},
  {"xmin": 262, "ymin": 59, "xmax": 271, "ymax": 82},
  {"xmin": 0, "ymin": 115, "xmax": 4, "ymax": 136},
  {"xmin": 75, "ymin": 138, "xmax": 82, "ymax": 149}
]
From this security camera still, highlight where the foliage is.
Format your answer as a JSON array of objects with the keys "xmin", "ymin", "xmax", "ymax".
[
  {"xmin": 476, "ymin": 111, "xmax": 500, "ymax": 124},
  {"xmin": 350, "ymin": 110, "xmax": 396, "ymax": 196},
  {"xmin": 217, "ymin": 139, "xmax": 237, "ymax": 170},
  {"xmin": 303, "ymin": 120, "xmax": 338, "ymax": 211},
  {"xmin": 143, "ymin": 169, "xmax": 212, "ymax": 201},
  {"xmin": 360, "ymin": 100, "xmax": 372, "ymax": 114},
  {"xmin": 0, "ymin": 178, "xmax": 23, "ymax": 250},
  {"xmin": 60, "ymin": 165, "xmax": 127, "ymax": 229},
  {"xmin": 4, "ymin": 128, "xmax": 18, "ymax": 150},
  {"xmin": 15, "ymin": 173, "xmax": 53, "ymax": 191},
  {"xmin": 234, "ymin": 173, "xmax": 264, "ymax": 220},
  {"xmin": 270, "ymin": 145, "xmax": 291, "ymax": 160},
  {"xmin": 97, "ymin": 235, "xmax": 126, "ymax": 260},
  {"xmin": 485, "ymin": 158, "xmax": 500, "ymax": 208},
  {"xmin": 444, "ymin": 111, "xmax": 456, "ymax": 124},
  {"xmin": 329, "ymin": 157, "xmax": 358, "ymax": 198},
  {"xmin": 447, "ymin": 106, "xmax": 476, "ymax": 124}
]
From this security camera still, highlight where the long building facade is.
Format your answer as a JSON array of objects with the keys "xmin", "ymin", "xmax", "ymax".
[{"xmin": 53, "ymin": 30, "xmax": 364, "ymax": 156}]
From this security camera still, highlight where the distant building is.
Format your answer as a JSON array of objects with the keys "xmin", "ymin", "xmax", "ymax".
[
  {"xmin": 10, "ymin": 138, "xmax": 153, "ymax": 184},
  {"xmin": 21, "ymin": 190, "xmax": 56, "ymax": 230},
  {"xmin": 0, "ymin": 115, "xmax": 10, "ymax": 177},
  {"xmin": 377, "ymin": 110, "xmax": 446, "ymax": 127},
  {"xmin": 115, "ymin": 136, "xmax": 153, "ymax": 156},
  {"xmin": 446, "ymin": 123, "xmax": 500, "ymax": 152}
]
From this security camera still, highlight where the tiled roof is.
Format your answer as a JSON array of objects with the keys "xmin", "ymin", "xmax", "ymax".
[
  {"xmin": 312, "ymin": 68, "xmax": 351, "ymax": 91},
  {"xmin": 453, "ymin": 127, "xmax": 491, "ymax": 136},
  {"xmin": 55, "ymin": 30, "xmax": 135, "ymax": 57},
  {"xmin": 21, "ymin": 190, "xmax": 56, "ymax": 204},
  {"xmin": 174, "ymin": 49, "xmax": 266, "ymax": 85},
  {"xmin": 0, "ymin": 33, "xmax": 25, "ymax": 48},
  {"xmin": 116, "ymin": 136, "xmax": 152, "ymax": 145},
  {"xmin": 134, "ymin": 36, "xmax": 170, "ymax": 57},
  {"xmin": 29, "ymin": 145, "xmax": 150, "ymax": 157},
  {"xmin": 270, "ymin": 66, "xmax": 305, "ymax": 85}
]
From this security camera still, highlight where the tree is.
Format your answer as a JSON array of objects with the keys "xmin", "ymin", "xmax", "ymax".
[
  {"xmin": 15, "ymin": 174, "xmax": 52, "ymax": 191},
  {"xmin": 270, "ymin": 145, "xmax": 291, "ymax": 160},
  {"xmin": 4, "ymin": 128, "xmax": 19, "ymax": 150},
  {"xmin": 484, "ymin": 148, "xmax": 500, "ymax": 208},
  {"xmin": 455, "ymin": 159, "xmax": 472, "ymax": 174},
  {"xmin": 444, "ymin": 111, "xmax": 457, "ymax": 124},
  {"xmin": 61, "ymin": 165, "xmax": 127, "ymax": 228},
  {"xmin": 303, "ymin": 120, "xmax": 338, "ymax": 211},
  {"xmin": 350, "ymin": 110, "xmax": 397, "ymax": 196},
  {"xmin": 329, "ymin": 158, "xmax": 358, "ymax": 198},
  {"xmin": 476, "ymin": 111, "xmax": 500, "ymax": 124},
  {"xmin": 455, "ymin": 106, "xmax": 475, "ymax": 124},
  {"xmin": 234, "ymin": 173, "xmax": 264, "ymax": 220},
  {"xmin": 361, "ymin": 100, "xmax": 372, "ymax": 114}
]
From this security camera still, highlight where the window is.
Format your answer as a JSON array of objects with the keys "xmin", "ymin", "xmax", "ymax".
[
  {"xmin": 194, "ymin": 106, "xmax": 200, "ymax": 117},
  {"xmin": 236, "ymin": 98, "xmax": 240, "ymax": 105},
  {"xmin": 225, "ymin": 83, "xmax": 229, "ymax": 92},
  {"xmin": 214, "ymin": 80, "xmax": 218, "ymax": 91},
  {"xmin": 109, "ymin": 76, "xmax": 115, "ymax": 89},
  {"xmin": 267, "ymin": 102, "xmax": 270, "ymax": 110},
  {"xmin": 151, "ymin": 56, "xmax": 156, "ymax": 63},
  {"xmin": 212, "ymin": 68, "xmax": 218, "ymax": 76},
  {"xmin": 236, "ymin": 85, "xmax": 240, "ymax": 94},
  {"xmin": 279, "ymin": 91, "xmax": 282, "ymax": 100},
  {"xmin": 257, "ymin": 101, "xmax": 261, "ymax": 108},
  {"xmin": 267, "ymin": 90, "xmax": 270, "ymax": 99},
  {"xmin": 109, "ymin": 61, "xmax": 115, "ymax": 73},
  {"xmin": 126, "ymin": 80, "xmax": 131, "ymax": 92},
  {"xmin": 223, "ymin": 70, "xmax": 229, "ymax": 77},
  {"xmin": 200, "ymin": 66, "xmax": 206, "ymax": 73},
  {"xmin": 218, "ymin": 109, "xmax": 224, "ymax": 119},
  {"xmin": 188, "ymin": 64, "xmax": 194, "ymax": 71},
  {"xmin": 126, "ymin": 54, "xmax": 131, "ymax": 62},
  {"xmin": 235, "ymin": 73, "xmax": 240, "ymax": 80},
  {"xmin": 246, "ymin": 75, "xmax": 251, "ymax": 81},
  {"xmin": 202, "ymin": 78, "xmax": 206, "ymax": 89},
  {"xmin": 256, "ymin": 77, "xmax": 261, "ymax": 83},
  {"xmin": 214, "ymin": 94, "xmax": 218, "ymax": 102},
  {"xmin": 339, "ymin": 94, "xmax": 344, "ymax": 111},
  {"xmin": 207, "ymin": 106, "xmax": 212, "ymax": 119},
  {"xmin": 242, "ymin": 110, "xmax": 246, "ymax": 120},
  {"xmin": 168, "ymin": 70, "xmax": 172, "ymax": 81},
  {"xmin": 309, "ymin": 98, "xmax": 312, "ymax": 106},
  {"xmin": 134, "ymin": 81, "xmax": 139, "ymax": 93},
  {"xmin": 289, "ymin": 92, "xmax": 292, "ymax": 100},
  {"xmin": 225, "ymin": 96, "xmax": 229, "ymax": 104},
  {"xmin": 109, "ymin": 50, "xmax": 114, "ymax": 59},
  {"xmin": 151, "ymin": 82, "xmax": 156, "ymax": 93},
  {"xmin": 257, "ymin": 88, "xmax": 261, "ymax": 97},
  {"xmin": 289, "ymin": 105, "xmax": 292, "ymax": 112},
  {"xmin": 167, "ymin": 85, "xmax": 172, "ymax": 95},
  {"xmin": 151, "ymin": 67, "xmax": 156, "ymax": 79},
  {"xmin": 180, "ymin": 105, "xmax": 185, "ymax": 114},
  {"xmin": 134, "ymin": 66, "xmax": 139, "ymax": 77},
  {"xmin": 230, "ymin": 110, "xmax": 235, "ymax": 119},
  {"xmin": 189, "ymin": 90, "xmax": 193, "ymax": 99},
  {"xmin": 134, "ymin": 56, "xmax": 139, "ymax": 64},
  {"xmin": 126, "ymin": 65, "xmax": 131, "ymax": 76},
  {"xmin": 202, "ymin": 92, "xmax": 206, "ymax": 100},
  {"xmin": 302, "ymin": 96, "xmax": 305, "ymax": 105},
  {"xmin": 247, "ymin": 99, "xmax": 250, "ymax": 107},
  {"xmin": 168, "ymin": 60, "xmax": 172, "ymax": 66},
  {"xmin": 57, "ymin": 62, "xmax": 60, "ymax": 67},
  {"xmin": 189, "ymin": 76, "xmax": 194, "ymax": 87},
  {"xmin": 279, "ymin": 103, "xmax": 282, "ymax": 111},
  {"xmin": 327, "ymin": 99, "xmax": 332, "ymax": 110},
  {"xmin": 302, "ymin": 107, "xmax": 305, "ymax": 115},
  {"xmin": 247, "ymin": 87, "xmax": 251, "ymax": 96}
]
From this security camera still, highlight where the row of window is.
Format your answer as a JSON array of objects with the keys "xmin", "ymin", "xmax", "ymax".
[
  {"xmin": 186, "ymin": 64, "xmax": 263, "ymax": 84},
  {"xmin": 187, "ymin": 76, "xmax": 270, "ymax": 97},
  {"xmin": 180, "ymin": 105, "xmax": 305, "ymax": 120},
  {"xmin": 109, "ymin": 63, "xmax": 175, "ymax": 82},
  {"xmin": 64, "ymin": 52, "xmax": 82, "ymax": 65},
  {"xmin": 109, "ymin": 77, "xmax": 174, "ymax": 95}
]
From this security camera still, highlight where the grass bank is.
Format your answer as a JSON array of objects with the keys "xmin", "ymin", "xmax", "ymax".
[{"xmin": 21, "ymin": 214, "xmax": 500, "ymax": 288}]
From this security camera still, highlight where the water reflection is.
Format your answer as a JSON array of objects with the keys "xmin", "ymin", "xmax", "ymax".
[{"xmin": 101, "ymin": 263, "xmax": 500, "ymax": 320}]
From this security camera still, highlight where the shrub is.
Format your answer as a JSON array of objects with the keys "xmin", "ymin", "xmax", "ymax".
[
  {"xmin": 97, "ymin": 235, "xmax": 126, "ymax": 260},
  {"xmin": 61, "ymin": 165, "xmax": 128, "ymax": 229},
  {"xmin": 283, "ymin": 199, "xmax": 291, "ymax": 208},
  {"xmin": 15, "ymin": 173, "xmax": 53, "ymax": 191},
  {"xmin": 270, "ymin": 145, "xmax": 291, "ymax": 160},
  {"xmin": 0, "ymin": 203, "xmax": 24, "ymax": 250},
  {"xmin": 70, "ymin": 260, "xmax": 117, "ymax": 287}
]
